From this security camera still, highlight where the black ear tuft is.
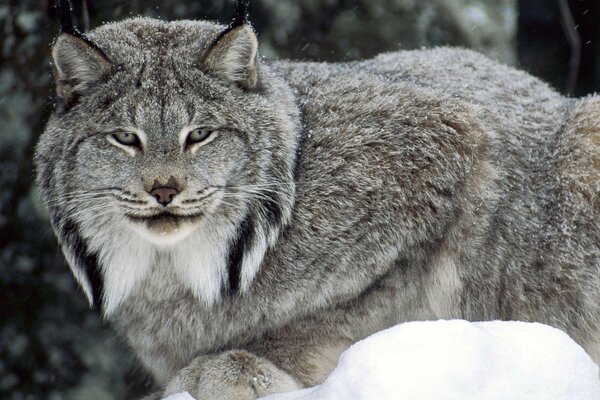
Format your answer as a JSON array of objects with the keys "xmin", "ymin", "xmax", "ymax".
[
  {"xmin": 57, "ymin": 0, "xmax": 79, "ymax": 36},
  {"xmin": 232, "ymin": 0, "xmax": 250, "ymax": 28}
]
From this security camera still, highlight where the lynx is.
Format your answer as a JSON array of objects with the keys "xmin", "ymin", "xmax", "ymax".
[{"xmin": 36, "ymin": 1, "xmax": 600, "ymax": 398}]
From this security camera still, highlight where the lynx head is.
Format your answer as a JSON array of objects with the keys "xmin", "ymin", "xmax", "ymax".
[{"xmin": 35, "ymin": 4, "xmax": 300, "ymax": 316}]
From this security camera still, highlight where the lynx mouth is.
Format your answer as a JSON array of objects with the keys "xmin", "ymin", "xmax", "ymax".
[
  {"xmin": 126, "ymin": 212, "xmax": 204, "ymax": 226},
  {"xmin": 125, "ymin": 211, "xmax": 205, "ymax": 244}
]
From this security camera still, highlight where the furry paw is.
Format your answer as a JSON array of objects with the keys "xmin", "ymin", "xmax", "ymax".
[{"xmin": 163, "ymin": 350, "xmax": 302, "ymax": 400}]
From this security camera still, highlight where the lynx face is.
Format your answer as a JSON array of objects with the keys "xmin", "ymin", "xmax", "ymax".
[
  {"xmin": 36, "ymin": 18, "xmax": 300, "ymax": 315},
  {"xmin": 66, "ymin": 74, "xmax": 258, "ymax": 246}
]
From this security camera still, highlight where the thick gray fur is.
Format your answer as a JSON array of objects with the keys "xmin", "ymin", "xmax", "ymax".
[{"xmin": 36, "ymin": 17, "xmax": 600, "ymax": 398}]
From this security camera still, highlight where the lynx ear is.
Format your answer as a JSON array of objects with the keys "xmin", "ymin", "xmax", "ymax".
[
  {"xmin": 203, "ymin": 24, "xmax": 258, "ymax": 89},
  {"xmin": 51, "ymin": 33, "xmax": 112, "ymax": 102}
]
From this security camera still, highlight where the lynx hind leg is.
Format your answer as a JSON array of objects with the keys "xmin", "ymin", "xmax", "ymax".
[
  {"xmin": 558, "ymin": 96, "xmax": 600, "ymax": 211},
  {"xmin": 163, "ymin": 350, "xmax": 302, "ymax": 400}
]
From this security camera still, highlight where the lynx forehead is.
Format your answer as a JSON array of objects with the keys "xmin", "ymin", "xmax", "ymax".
[{"xmin": 36, "ymin": 1, "xmax": 600, "ymax": 398}]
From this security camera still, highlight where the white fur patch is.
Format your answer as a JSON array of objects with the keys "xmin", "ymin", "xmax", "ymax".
[
  {"xmin": 425, "ymin": 252, "xmax": 463, "ymax": 318},
  {"xmin": 168, "ymin": 215, "xmax": 235, "ymax": 305},
  {"xmin": 240, "ymin": 227, "xmax": 268, "ymax": 292},
  {"xmin": 71, "ymin": 190, "xmax": 270, "ymax": 315},
  {"xmin": 89, "ymin": 215, "xmax": 234, "ymax": 315},
  {"xmin": 99, "ymin": 233, "xmax": 155, "ymax": 316},
  {"xmin": 76, "ymin": 208, "xmax": 155, "ymax": 316}
]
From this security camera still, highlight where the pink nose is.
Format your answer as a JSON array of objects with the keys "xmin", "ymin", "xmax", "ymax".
[{"xmin": 150, "ymin": 186, "xmax": 179, "ymax": 206}]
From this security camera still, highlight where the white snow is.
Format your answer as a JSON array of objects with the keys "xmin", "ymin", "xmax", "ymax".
[
  {"xmin": 162, "ymin": 392, "xmax": 196, "ymax": 400},
  {"xmin": 164, "ymin": 320, "xmax": 600, "ymax": 400}
]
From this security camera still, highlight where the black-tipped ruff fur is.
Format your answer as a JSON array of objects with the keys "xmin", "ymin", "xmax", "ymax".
[
  {"xmin": 62, "ymin": 219, "xmax": 103, "ymax": 309},
  {"xmin": 227, "ymin": 214, "xmax": 255, "ymax": 294}
]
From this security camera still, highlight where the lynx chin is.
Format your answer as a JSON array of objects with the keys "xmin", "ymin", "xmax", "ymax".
[{"xmin": 36, "ymin": 1, "xmax": 600, "ymax": 398}]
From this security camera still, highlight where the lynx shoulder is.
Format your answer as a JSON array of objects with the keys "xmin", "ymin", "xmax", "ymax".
[{"xmin": 36, "ymin": 8, "xmax": 600, "ymax": 399}]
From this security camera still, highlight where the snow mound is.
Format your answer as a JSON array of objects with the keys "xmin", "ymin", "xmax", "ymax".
[
  {"xmin": 261, "ymin": 320, "xmax": 600, "ymax": 400},
  {"xmin": 162, "ymin": 392, "xmax": 195, "ymax": 400},
  {"xmin": 162, "ymin": 320, "xmax": 600, "ymax": 400}
]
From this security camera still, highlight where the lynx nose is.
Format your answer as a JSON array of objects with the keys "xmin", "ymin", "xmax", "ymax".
[{"xmin": 150, "ymin": 186, "xmax": 179, "ymax": 206}]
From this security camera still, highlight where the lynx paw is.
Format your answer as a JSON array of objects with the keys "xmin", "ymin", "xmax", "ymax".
[{"xmin": 163, "ymin": 350, "xmax": 302, "ymax": 400}]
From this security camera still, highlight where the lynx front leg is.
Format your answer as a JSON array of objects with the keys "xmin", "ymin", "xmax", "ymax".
[
  {"xmin": 244, "ymin": 330, "xmax": 354, "ymax": 388},
  {"xmin": 163, "ymin": 350, "xmax": 302, "ymax": 400}
]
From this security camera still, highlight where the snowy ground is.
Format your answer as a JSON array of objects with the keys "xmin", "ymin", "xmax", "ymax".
[{"xmin": 163, "ymin": 320, "xmax": 600, "ymax": 400}]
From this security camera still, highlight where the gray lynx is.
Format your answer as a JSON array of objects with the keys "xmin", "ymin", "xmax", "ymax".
[{"xmin": 36, "ymin": 1, "xmax": 600, "ymax": 398}]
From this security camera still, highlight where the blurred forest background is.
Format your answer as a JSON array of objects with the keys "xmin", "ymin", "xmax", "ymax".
[{"xmin": 1, "ymin": 0, "xmax": 599, "ymax": 398}]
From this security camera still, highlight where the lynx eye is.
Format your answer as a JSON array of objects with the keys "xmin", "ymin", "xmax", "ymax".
[
  {"xmin": 184, "ymin": 128, "xmax": 218, "ymax": 152},
  {"xmin": 186, "ymin": 128, "xmax": 213, "ymax": 145},
  {"xmin": 112, "ymin": 131, "xmax": 141, "ymax": 147}
]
